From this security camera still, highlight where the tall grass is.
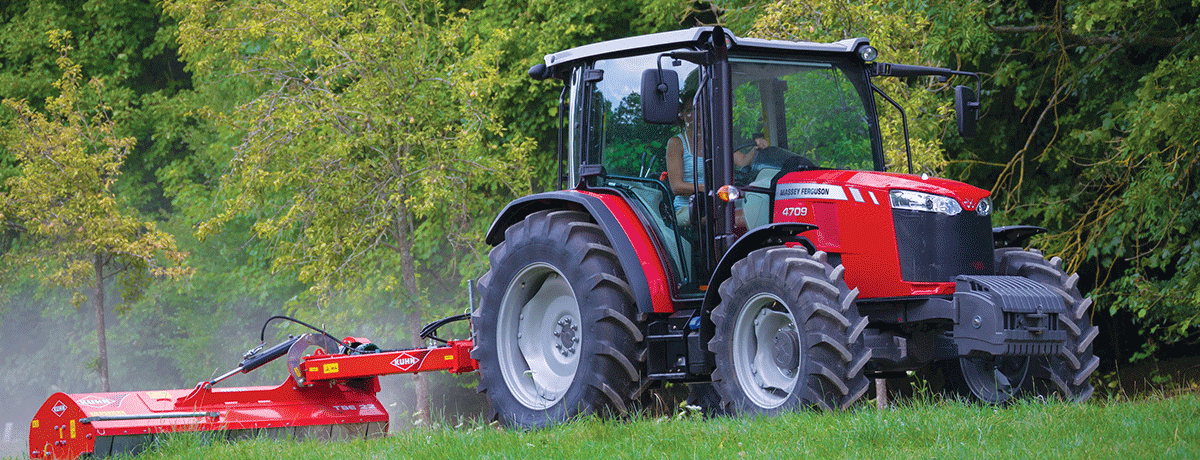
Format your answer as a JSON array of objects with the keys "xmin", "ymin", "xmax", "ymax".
[
  {"xmin": 17, "ymin": 393, "xmax": 1199, "ymax": 460},
  {"xmin": 147, "ymin": 394, "xmax": 1200, "ymax": 460}
]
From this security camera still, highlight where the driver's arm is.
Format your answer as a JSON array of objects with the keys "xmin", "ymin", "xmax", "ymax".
[
  {"xmin": 666, "ymin": 136, "xmax": 704, "ymax": 195},
  {"xmin": 733, "ymin": 147, "xmax": 757, "ymax": 169},
  {"xmin": 733, "ymin": 137, "xmax": 767, "ymax": 168}
]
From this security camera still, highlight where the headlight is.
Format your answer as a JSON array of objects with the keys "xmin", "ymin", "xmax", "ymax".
[
  {"xmin": 858, "ymin": 45, "xmax": 878, "ymax": 62},
  {"xmin": 976, "ymin": 197, "xmax": 992, "ymax": 216},
  {"xmin": 889, "ymin": 190, "xmax": 963, "ymax": 216}
]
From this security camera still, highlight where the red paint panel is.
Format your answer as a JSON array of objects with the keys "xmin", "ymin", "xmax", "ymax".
[
  {"xmin": 302, "ymin": 340, "xmax": 478, "ymax": 381},
  {"xmin": 578, "ymin": 190, "xmax": 676, "ymax": 313},
  {"xmin": 774, "ymin": 170, "xmax": 981, "ymax": 299},
  {"xmin": 813, "ymin": 201, "xmax": 840, "ymax": 248}
]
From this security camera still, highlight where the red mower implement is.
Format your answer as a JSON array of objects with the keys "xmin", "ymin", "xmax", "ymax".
[{"xmin": 29, "ymin": 315, "xmax": 476, "ymax": 459}]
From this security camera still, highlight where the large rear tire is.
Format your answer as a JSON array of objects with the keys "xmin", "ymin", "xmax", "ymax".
[
  {"xmin": 996, "ymin": 248, "xmax": 1098, "ymax": 402},
  {"xmin": 708, "ymin": 247, "xmax": 870, "ymax": 414},
  {"xmin": 473, "ymin": 210, "xmax": 644, "ymax": 428}
]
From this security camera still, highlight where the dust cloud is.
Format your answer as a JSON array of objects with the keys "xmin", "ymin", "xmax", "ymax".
[{"xmin": 0, "ymin": 285, "xmax": 490, "ymax": 457}]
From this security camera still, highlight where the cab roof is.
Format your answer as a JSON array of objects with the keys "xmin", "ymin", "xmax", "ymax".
[{"xmin": 542, "ymin": 27, "xmax": 869, "ymax": 71}]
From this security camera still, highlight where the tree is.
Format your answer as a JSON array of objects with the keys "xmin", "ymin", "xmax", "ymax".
[
  {"xmin": 0, "ymin": 0, "xmax": 195, "ymax": 216},
  {"xmin": 463, "ymin": 0, "xmax": 683, "ymax": 187},
  {"xmin": 943, "ymin": 0, "xmax": 1200, "ymax": 361},
  {"xmin": 0, "ymin": 30, "xmax": 189, "ymax": 391},
  {"xmin": 166, "ymin": 0, "xmax": 533, "ymax": 422},
  {"xmin": 738, "ymin": 0, "xmax": 988, "ymax": 173}
]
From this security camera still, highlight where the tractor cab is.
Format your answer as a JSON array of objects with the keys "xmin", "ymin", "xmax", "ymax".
[{"xmin": 534, "ymin": 28, "xmax": 906, "ymax": 299}]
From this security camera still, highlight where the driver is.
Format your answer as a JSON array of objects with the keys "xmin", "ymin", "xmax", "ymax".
[{"xmin": 666, "ymin": 98, "xmax": 758, "ymax": 222}]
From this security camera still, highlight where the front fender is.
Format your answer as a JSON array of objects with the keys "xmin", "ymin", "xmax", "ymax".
[
  {"xmin": 700, "ymin": 223, "xmax": 819, "ymax": 312},
  {"xmin": 992, "ymin": 225, "xmax": 1046, "ymax": 249}
]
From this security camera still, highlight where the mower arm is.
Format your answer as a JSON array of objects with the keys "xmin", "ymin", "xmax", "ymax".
[{"xmin": 297, "ymin": 340, "xmax": 478, "ymax": 383}]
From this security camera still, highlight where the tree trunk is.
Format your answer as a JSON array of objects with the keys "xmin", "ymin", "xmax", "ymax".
[
  {"xmin": 394, "ymin": 196, "xmax": 430, "ymax": 424},
  {"xmin": 93, "ymin": 253, "xmax": 110, "ymax": 392}
]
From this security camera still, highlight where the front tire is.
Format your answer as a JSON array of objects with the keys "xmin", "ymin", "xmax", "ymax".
[
  {"xmin": 473, "ymin": 210, "xmax": 644, "ymax": 428},
  {"xmin": 996, "ymin": 248, "xmax": 1099, "ymax": 402},
  {"xmin": 708, "ymin": 247, "xmax": 870, "ymax": 414}
]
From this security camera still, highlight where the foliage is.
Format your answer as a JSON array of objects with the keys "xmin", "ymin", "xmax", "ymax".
[
  {"xmin": 463, "ymin": 0, "xmax": 683, "ymax": 187},
  {"xmin": 936, "ymin": 0, "xmax": 1200, "ymax": 353},
  {"xmin": 167, "ymin": 0, "xmax": 531, "ymax": 305},
  {"xmin": 0, "ymin": 0, "xmax": 194, "ymax": 216},
  {"xmin": 0, "ymin": 31, "xmax": 190, "ymax": 391},
  {"xmin": 1, "ymin": 31, "xmax": 189, "ymax": 289}
]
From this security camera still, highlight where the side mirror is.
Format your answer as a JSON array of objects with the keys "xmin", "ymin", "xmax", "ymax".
[
  {"xmin": 641, "ymin": 68, "xmax": 679, "ymax": 125},
  {"xmin": 955, "ymin": 85, "xmax": 980, "ymax": 138},
  {"xmin": 528, "ymin": 63, "xmax": 551, "ymax": 81}
]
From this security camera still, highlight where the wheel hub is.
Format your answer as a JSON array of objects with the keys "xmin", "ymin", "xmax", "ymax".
[
  {"xmin": 959, "ymin": 355, "xmax": 1030, "ymax": 404},
  {"xmin": 553, "ymin": 317, "xmax": 579, "ymax": 357},
  {"xmin": 772, "ymin": 328, "xmax": 799, "ymax": 376}
]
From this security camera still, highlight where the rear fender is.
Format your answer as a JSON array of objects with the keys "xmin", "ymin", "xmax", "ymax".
[{"xmin": 486, "ymin": 190, "xmax": 674, "ymax": 313}]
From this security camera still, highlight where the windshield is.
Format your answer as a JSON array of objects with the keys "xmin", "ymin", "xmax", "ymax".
[{"xmin": 730, "ymin": 58, "xmax": 875, "ymax": 171}]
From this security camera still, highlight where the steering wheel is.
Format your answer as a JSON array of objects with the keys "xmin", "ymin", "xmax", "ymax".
[
  {"xmin": 733, "ymin": 141, "xmax": 757, "ymax": 155},
  {"xmin": 732, "ymin": 141, "xmax": 821, "ymax": 186},
  {"xmin": 732, "ymin": 141, "xmax": 759, "ymax": 186}
]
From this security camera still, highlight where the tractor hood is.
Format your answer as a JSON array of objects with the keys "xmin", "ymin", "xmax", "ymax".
[{"xmin": 778, "ymin": 169, "xmax": 991, "ymax": 212}]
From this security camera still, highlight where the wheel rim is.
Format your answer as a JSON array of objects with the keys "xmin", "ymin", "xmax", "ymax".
[
  {"xmin": 960, "ymin": 356, "xmax": 1029, "ymax": 404},
  {"xmin": 731, "ymin": 293, "xmax": 799, "ymax": 409},
  {"xmin": 497, "ymin": 263, "xmax": 582, "ymax": 409}
]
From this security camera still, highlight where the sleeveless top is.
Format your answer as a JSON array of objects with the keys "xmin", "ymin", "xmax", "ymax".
[{"xmin": 673, "ymin": 131, "xmax": 703, "ymax": 211}]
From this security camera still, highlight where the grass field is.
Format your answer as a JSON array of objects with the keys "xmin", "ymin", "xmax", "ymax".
[{"xmin": 46, "ymin": 392, "xmax": 1193, "ymax": 460}]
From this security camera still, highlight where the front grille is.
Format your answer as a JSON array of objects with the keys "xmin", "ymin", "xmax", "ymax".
[{"xmin": 893, "ymin": 209, "xmax": 993, "ymax": 282}]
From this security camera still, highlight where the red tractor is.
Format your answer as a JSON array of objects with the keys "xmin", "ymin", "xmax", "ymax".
[
  {"xmin": 472, "ymin": 27, "xmax": 1098, "ymax": 427},
  {"xmin": 26, "ymin": 28, "xmax": 1102, "ymax": 458}
]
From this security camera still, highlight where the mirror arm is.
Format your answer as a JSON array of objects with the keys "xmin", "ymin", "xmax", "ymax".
[
  {"xmin": 667, "ymin": 51, "xmax": 710, "ymax": 66},
  {"xmin": 873, "ymin": 62, "xmax": 981, "ymax": 100},
  {"xmin": 653, "ymin": 56, "xmax": 670, "ymax": 102}
]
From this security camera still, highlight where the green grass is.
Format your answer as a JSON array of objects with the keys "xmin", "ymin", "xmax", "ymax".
[{"xmin": 13, "ymin": 394, "xmax": 1198, "ymax": 460}]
